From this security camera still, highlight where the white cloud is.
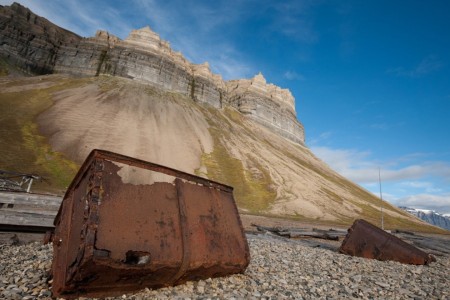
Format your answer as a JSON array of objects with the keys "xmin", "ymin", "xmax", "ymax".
[
  {"xmin": 400, "ymin": 181, "xmax": 442, "ymax": 193},
  {"xmin": 312, "ymin": 146, "xmax": 450, "ymax": 183},
  {"xmin": 308, "ymin": 131, "xmax": 333, "ymax": 145},
  {"xmin": 393, "ymin": 194, "xmax": 450, "ymax": 215},
  {"xmin": 311, "ymin": 146, "xmax": 374, "ymax": 181},
  {"xmin": 311, "ymin": 145, "xmax": 450, "ymax": 214}
]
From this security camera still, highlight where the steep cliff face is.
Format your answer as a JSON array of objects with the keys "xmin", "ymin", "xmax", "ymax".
[
  {"xmin": 0, "ymin": 2, "xmax": 81, "ymax": 74},
  {"xmin": 54, "ymin": 27, "xmax": 226, "ymax": 110},
  {"xmin": 0, "ymin": 2, "xmax": 304, "ymax": 144},
  {"xmin": 226, "ymin": 73, "xmax": 304, "ymax": 144}
]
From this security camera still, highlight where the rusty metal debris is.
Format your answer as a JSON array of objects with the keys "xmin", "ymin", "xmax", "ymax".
[
  {"xmin": 339, "ymin": 219, "xmax": 436, "ymax": 265},
  {"xmin": 0, "ymin": 170, "xmax": 42, "ymax": 193},
  {"xmin": 52, "ymin": 149, "xmax": 250, "ymax": 298}
]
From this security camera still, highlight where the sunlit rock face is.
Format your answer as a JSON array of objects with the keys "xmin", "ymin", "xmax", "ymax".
[
  {"xmin": 226, "ymin": 73, "xmax": 304, "ymax": 144},
  {"xmin": 0, "ymin": 2, "xmax": 304, "ymax": 144}
]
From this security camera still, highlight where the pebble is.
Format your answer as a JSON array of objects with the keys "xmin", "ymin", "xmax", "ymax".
[{"xmin": 0, "ymin": 236, "xmax": 449, "ymax": 299}]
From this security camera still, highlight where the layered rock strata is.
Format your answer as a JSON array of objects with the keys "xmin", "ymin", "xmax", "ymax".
[
  {"xmin": 227, "ymin": 73, "xmax": 304, "ymax": 144},
  {"xmin": 0, "ymin": 2, "xmax": 80, "ymax": 74},
  {"xmin": 0, "ymin": 2, "xmax": 305, "ymax": 144}
]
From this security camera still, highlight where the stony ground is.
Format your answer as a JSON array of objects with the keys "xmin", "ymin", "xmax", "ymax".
[{"xmin": 0, "ymin": 234, "xmax": 449, "ymax": 300}]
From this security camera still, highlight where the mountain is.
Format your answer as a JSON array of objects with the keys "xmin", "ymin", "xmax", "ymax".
[
  {"xmin": 400, "ymin": 207, "xmax": 450, "ymax": 231},
  {"xmin": 0, "ymin": 2, "xmax": 445, "ymax": 233}
]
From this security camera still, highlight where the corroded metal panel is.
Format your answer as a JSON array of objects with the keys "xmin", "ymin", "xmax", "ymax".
[
  {"xmin": 52, "ymin": 149, "xmax": 250, "ymax": 298},
  {"xmin": 339, "ymin": 219, "xmax": 435, "ymax": 265}
]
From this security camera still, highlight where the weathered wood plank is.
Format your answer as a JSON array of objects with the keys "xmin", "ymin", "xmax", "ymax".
[
  {"xmin": 0, "ymin": 207, "xmax": 58, "ymax": 215},
  {"xmin": 0, "ymin": 191, "xmax": 62, "ymax": 207},
  {"xmin": 252, "ymin": 224, "xmax": 343, "ymax": 240},
  {"xmin": 0, "ymin": 210, "xmax": 55, "ymax": 227}
]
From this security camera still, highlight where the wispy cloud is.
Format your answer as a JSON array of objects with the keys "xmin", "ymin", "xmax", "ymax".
[
  {"xmin": 308, "ymin": 131, "xmax": 333, "ymax": 145},
  {"xmin": 128, "ymin": 0, "xmax": 255, "ymax": 79},
  {"xmin": 1, "ymin": 0, "xmax": 134, "ymax": 37},
  {"xmin": 311, "ymin": 145, "xmax": 450, "ymax": 214},
  {"xmin": 400, "ymin": 181, "xmax": 442, "ymax": 193},
  {"xmin": 311, "ymin": 146, "xmax": 374, "ymax": 179},
  {"xmin": 387, "ymin": 55, "xmax": 443, "ymax": 78},
  {"xmin": 268, "ymin": 1, "xmax": 319, "ymax": 44},
  {"xmin": 394, "ymin": 194, "xmax": 450, "ymax": 214},
  {"xmin": 283, "ymin": 70, "xmax": 305, "ymax": 81},
  {"xmin": 2, "ymin": 0, "xmax": 256, "ymax": 80}
]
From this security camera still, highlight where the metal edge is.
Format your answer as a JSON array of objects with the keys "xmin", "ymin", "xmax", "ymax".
[
  {"xmin": 53, "ymin": 150, "xmax": 98, "ymax": 225},
  {"xmin": 54, "ymin": 148, "xmax": 235, "ymax": 225},
  {"xmin": 93, "ymin": 149, "xmax": 234, "ymax": 192}
]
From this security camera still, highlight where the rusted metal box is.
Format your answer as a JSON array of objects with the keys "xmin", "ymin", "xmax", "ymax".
[
  {"xmin": 339, "ymin": 219, "xmax": 435, "ymax": 265},
  {"xmin": 52, "ymin": 149, "xmax": 250, "ymax": 298}
]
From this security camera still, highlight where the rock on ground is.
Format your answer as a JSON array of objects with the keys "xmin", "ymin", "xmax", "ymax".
[{"xmin": 0, "ymin": 234, "xmax": 449, "ymax": 299}]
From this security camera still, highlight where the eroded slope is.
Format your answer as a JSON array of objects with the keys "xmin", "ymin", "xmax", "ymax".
[{"xmin": 0, "ymin": 75, "xmax": 438, "ymax": 232}]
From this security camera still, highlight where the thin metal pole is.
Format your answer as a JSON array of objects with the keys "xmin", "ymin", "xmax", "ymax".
[
  {"xmin": 379, "ymin": 167, "xmax": 384, "ymax": 230},
  {"xmin": 26, "ymin": 178, "xmax": 33, "ymax": 193}
]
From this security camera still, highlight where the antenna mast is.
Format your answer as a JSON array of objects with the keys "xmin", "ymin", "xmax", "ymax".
[{"xmin": 379, "ymin": 167, "xmax": 384, "ymax": 230}]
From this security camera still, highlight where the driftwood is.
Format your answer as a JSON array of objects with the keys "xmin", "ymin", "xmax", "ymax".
[
  {"xmin": 393, "ymin": 231, "xmax": 450, "ymax": 256},
  {"xmin": 251, "ymin": 224, "xmax": 346, "ymax": 241},
  {"xmin": 0, "ymin": 191, "xmax": 61, "ymax": 231},
  {"xmin": 393, "ymin": 229, "xmax": 416, "ymax": 236}
]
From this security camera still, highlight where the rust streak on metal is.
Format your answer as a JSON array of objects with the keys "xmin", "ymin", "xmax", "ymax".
[
  {"xmin": 51, "ymin": 149, "xmax": 249, "ymax": 298},
  {"xmin": 339, "ymin": 219, "xmax": 436, "ymax": 265},
  {"xmin": 168, "ymin": 178, "xmax": 191, "ymax": 284}
]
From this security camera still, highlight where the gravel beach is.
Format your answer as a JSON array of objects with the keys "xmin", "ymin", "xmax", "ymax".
[{"xmin": 0, "ymin": 233, "xmax": 449, "ymax": 300}]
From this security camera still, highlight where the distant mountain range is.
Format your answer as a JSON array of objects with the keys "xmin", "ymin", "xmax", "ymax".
[{"xmin": 400, "ymin": 207, "xmax": 450, "ymax": 231}]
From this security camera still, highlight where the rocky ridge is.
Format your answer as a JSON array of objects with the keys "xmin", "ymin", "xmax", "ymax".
[{"xmin": 0, "ymin": 2, "xmax": 304, "ymax": 144}]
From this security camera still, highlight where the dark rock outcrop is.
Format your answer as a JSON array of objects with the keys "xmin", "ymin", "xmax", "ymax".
[
  {"xmin": 0, "ymin": 2, "xmax": 305, "ymax": 144},
  {"xmin": 0, "ymin": 2, "xmax": 81, "ymax": 74}
]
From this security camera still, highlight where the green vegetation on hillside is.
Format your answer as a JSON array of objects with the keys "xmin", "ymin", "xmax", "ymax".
[
  {"xmin": 197, "ymin": 108, "xmax": 276, "ymax": 213},
  {"xmin": 0, "ymin": 77, "xmax": 85, "ymax": 193},
  {"xmin": 0, "ymin": 75, "xmax": 444, "ymax": 233},
  {"xmin": 0, "ymin": 58, "xmax": 10, "ymax": 76}
]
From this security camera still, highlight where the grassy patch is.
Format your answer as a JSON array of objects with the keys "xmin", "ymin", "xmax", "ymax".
[
  {"xmin": 320, "ymin": 188, "xmax": 344, "ymax": 205},
  {"xmin": 0, "ymin": 56, "xmax": 29, "ymax": 77},
  {"xmin": 0, "ymin": 77, "xmax": 87, "ymax": 193},
  {"xmin": 223, "ymin": 107, "xmax": 244, "ymax": 124},
  {"xmin": 21, "ymin": 121, "xmax": 78, "ymax": 189},
  {"xmin": 0, "ymin": 59, "xmax": 9, "ymax": 76},
  {"xmin": 198, "ymin": 112, "xmax": 276, "ymax": 212}
]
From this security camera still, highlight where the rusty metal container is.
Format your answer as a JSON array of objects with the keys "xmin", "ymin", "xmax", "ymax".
[
  {"xmin": 52, "ymin": 149, "xmax": 250, "ymax": 298},
  {"xmin": 339, "ymin": 219, "xmax": 435, "ymax": 265}
]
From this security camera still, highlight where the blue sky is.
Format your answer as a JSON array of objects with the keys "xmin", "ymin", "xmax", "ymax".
[{"xmin": 2, "ymin": 0, "xmax": 450, "ymax": 214}]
